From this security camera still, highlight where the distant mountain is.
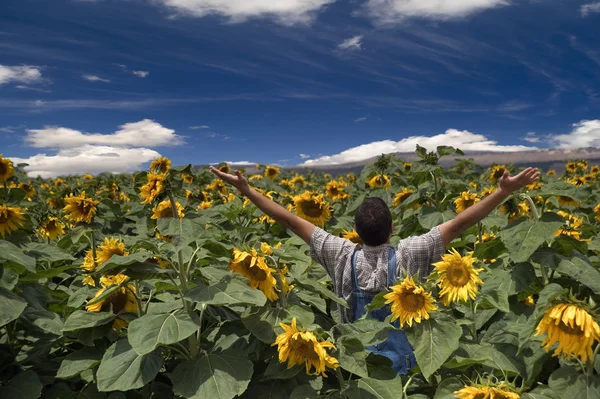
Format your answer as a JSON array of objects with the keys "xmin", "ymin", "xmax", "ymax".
[{"xmin": 197, "ymin": 147, "xmax": 600, "ymax": 176}]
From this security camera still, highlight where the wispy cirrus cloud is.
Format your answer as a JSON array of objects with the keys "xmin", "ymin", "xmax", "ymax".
[
  {"xmin": 581, "ymin": 2, "xmax": 600, "ymax": 17},
  {"xmin": 338, "ymin": 35, "xmax": 363, "ymax": 51},
  {"xmin": 82, "ymin": 74, "xmax": 111, "ymax": 83},
  {"xmin": 133, "ymin": 70, "xmax": 149, "ymax": 78},
  {"xmin": 190, "ymin": 125, "xmax": 209, "ymax": 129},
  {"xmin": 353, "ymin": 117, "xmax": 367, "ymax": 123},
  {"xmin": 156, "ymin": 0, "xmax": 336, "ymax": 25},
  {"xmin": 0, "ymin": 65, "xmax": 44, "ymax": 86},
  {"xmin": 365, "ymin": 0, "xmax": 508, "ymax": 24}
]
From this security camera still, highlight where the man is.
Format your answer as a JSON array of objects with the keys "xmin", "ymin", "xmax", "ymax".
[{"xmin": 209, "ymin": 165, "xmax": 540, "ymax": 373}]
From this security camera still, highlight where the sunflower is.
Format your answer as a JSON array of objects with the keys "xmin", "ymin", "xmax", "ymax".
[
  {"xmin": 523, "ymin": 296, "xmax": 535, "ymax": 306},
  {"xmin": 260, "ymin": 241, "xmax": 282, "ymax": 256},
  {"xmin": 432, "ymin": 249, "xmax": 483, "ymax": 306},
  {"xmin": 63, "ymin": 191, "xmax": 99, "ymax": 224},
  {"xmin": 273, "ymin": 317, "xmax": 339, "ymax": 377},
  {"xmin": 119, "ymin": 192, "xmax": 131, "ymax": 203},
  {"xmin": 197, "ymin": 201, "xmax": 212, "ymax": 210},
  {"xmin": 499, "ymin": 199, "xmax": 530, "ymax": 221},
  {"xmin": 346, "ymin": 173, "xmax": 356, "ymax": 183},
  {"xmin": 290, "ymin": 175, "xmax": 305, "ymax": 188},
  {"xmin": 207, "ymin": 179, "xmax": 228, "ymax": 195},
  {"xmin": 230, "ymin": 248, "xmax": 279, "ymax": 301},
  {"xmin": 455, "ymin": 383, "xmax": 520, "ymax": 399},
  {"xmin": 454, "ymin": 191, "xmax": 480, "ymax": 214},
  {"xmin": 37, "ymin": 217, "xmax": 66, "ymax": 241},
  {"xmin": 384, "ymin": 277, "xmax": 438, "ymax": 328},
  {"xmin": 82, "ymin": 173, "xmax": 93, "ymax": 180},
  {"xmin": 264, "ymin": 165, "xmax": 280, "ymax": 179},
  {"xmin": 554, "ymin": 210, "xmax": 583, "ymax": 240},
  {"xmin": 393, "ymin": 188, "xmax": 414, "ymax": 207},
  {"xmin": 86, "ymin": 274, "xmax": 137, "ymax": 331},
  {"xmin": 81, "ymin": 250, "xmax": 96, "ymax": 274},
  {"xmin": 325, "ymin": 180, "xmax": 349, "ymax": 201},
  {"xmin": 546, "ymin": 169, "xmax": 557, "ymax": 176},
  {"xmin": 568, "ymin": 176, "xmax": 586, "ymax": 187},
  {"xmin": 152, "ymin": 200, "xmax": 184, "ymax": 219},
  {"xmin": 342, "ymin": 229, "xmax": 362, "ymax": 245},
  {"xmin": 404, "ymin": 162, "xmax": 412, "ymax": 172},
  {"xmin": 96, "ymin": 237, "xmax": 129, "ymax": 266},
  {"xmin": 150, "ymin": 157, "xmax": 171, "ymax": 174},
  {"xmin": 566, "ymin": 162, "xmax": 577, "ymax": 173},
  {"xmin": 218, "ymin": 163, "xmax": 231, "ymax": 174},
  {"xmin": 18, "ymin": 183, "xmax": 36, "ymax": 201},
  {"xmin": 577, "ymin": 160, "xmax": 588, "ymax": 170},
  {"xmin": 488, "ymin": 165, "xmax": 506, "ymax": 183},
  {"xmin": 594, "ymin": 204, "xmax": 600, "ymax": 222},
  {"xmin": 475, "ymin": 232, "xmax": 496, "ymax": 244},
  {"xmin": 468, "ymin": 181, "xmax": 478, "ymax": 190},
  {"xmin": 0, "ymin": 154, "xmax": 14, "ymax": 183},
  {"xmin": 480, "ymin": 186, "xmax": 495, "ymax": 198},
  {"xmin": 535, "ymin": 302, "xmax": 600, "ymax": 362},
  {"xmin": 140, "ymin": 173, "xmax": 166, "ymax": 205},
  {"xmin": 293, "ymin": 192, "xmax": 331, "ymax": 227},
  {"xmin": 0, "ymin": 205, "xmax": 25, "ymax": 238},
  {"xmin": 367, "ymin": 174, "xmax": 391, "ymax": 189},
  {"xmin": 54, "ymin": 178, "xmax": 64, "ymax": 188},
  {"xmin": 591, "ymin": 165, "xmax": 600, "ymax": 175},
  {"xmin": 557, "ymin": 195, "xmax": 578, "ymax": 207},
  {"xmin": 182, "ymin": 173, "xmax": 194, "ymax": 184},
  {"xmin": 249, "ymin": 174, "xmax": 263, "ymax": 181}
]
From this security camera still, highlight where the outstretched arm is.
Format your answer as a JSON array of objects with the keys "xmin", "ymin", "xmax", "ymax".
[
  {"xmin": 438, "ymin": 167, "xmax": 540, "ymax": 246},
  {"xmin": 209, "ymin": 166, "xmax": 316, "ymax": 243}
]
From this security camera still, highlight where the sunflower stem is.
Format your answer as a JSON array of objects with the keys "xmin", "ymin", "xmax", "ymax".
[
  {"xmin": 402, "ymin": 374, "xmax": 415, "ymax": 399},
  {"xmin": 133, "ymin": 281, "xmax": 143, "ymax": 317},
  {"xmin": 470, "ymin": 300, "xmax": 478, "ymax": 341},
  {"xmin": 89, "ymin": 231, "xmax": 100, "ymax": 287},
  {"xmin": 335, "ymin": 368, "xmax": 346, "ymax": 393},
  {"xmin": 540, "ymin": 264, "xmax": 549, "ymax": 286},
  {"xmin": 589, "ymin": 344, "xmax": 600, "ymax": 377},
  {"xmin": 477, "ymin": 222, "xmax": 483, "ymax": 245},
  {"xmin": 430, "ymin": 172, "xmax": 439, "ymax": 210},
  {"xmin": 519, "ymin": 194, "xmax": 539, "ymax": 220}
]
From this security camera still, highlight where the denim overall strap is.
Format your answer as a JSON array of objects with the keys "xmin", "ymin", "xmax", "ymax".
[{"xmin": 350, "ymin": 246, "xmax": 417, "ymax": 375}]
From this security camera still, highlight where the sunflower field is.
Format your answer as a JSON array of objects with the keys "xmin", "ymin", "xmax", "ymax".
[{"xmin": 1, "ymin": 145, "xmax": 600, "ymax": 399}]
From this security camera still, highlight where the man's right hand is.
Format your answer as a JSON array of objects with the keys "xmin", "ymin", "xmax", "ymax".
[{"xmin": 209, "ymin": 166, "xmax": 251, "ymax": 196}]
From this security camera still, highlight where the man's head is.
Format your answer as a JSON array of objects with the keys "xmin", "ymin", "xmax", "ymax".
[{"xmin": 354, "ymin": 197, "xmax": 393, "ymax": 246}]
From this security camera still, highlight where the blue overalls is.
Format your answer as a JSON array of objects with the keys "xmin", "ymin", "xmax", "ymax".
[{"xmin": 350, "ymin": 247, "xmax": 417, "ymax": 375}]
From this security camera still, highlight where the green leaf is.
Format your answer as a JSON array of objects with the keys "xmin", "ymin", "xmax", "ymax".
[
  {"xmin": 94, "ymin": 251, "xmax": 154, "ymax": 275},
  {"xmin": 128, "ymin": 309, "xmax": 199, "ymax": 355},
  {"xmin": 57, "ymin": 347, "xmax": 103, "ymax": 379},
  {"xmin": 62, "ymin": 311, "xmax": 116, "ymax": 332},
  {"xmin": 434, "ymin": 378, "xmax": 464, "ymax": 399},
  {"xmin": 335, "ymin": 319, "xmax": 393, "ymax": 347},
  {"xmin": 262, "ymin": 360, "xmax": 301, "ymax": 380},
  {"xmin": 170, "ymin": 353, "xmax": 253, "ymax": 399},
  {"xmin": 338, "ymin": 337, "xmax": 369, "ymax": 378},
  {"xmin": 0, "ymin": 370, "xmax": 42, "ymax": 399},
  {"xmin": 478, "ymin": 268, "xmax": 514, "ymax": 313},
  {"xmin": 404, "ymin": 314, "xmax": 461, "ymax": 380},
  {"xmin": 0, "ymin": 287, "xmax": 27, "ymax": 327},
  {"xmin": 473, "ymin": 238, "xmax": 506, "ymax": 261},
  {"xmin": 242, "ymin": 306, "xmax": 289, "ymax": 343},
  {"xmin": 293, "ymin": 277, "xmax": 348, "ymax": 308},
  {"xmin": 418, "ymin": 207, "xmax": 455, "ymax": 230},
  {"xmin": 499, "ymin": 212, "xmax": 565, "ymax": 263},
  {"xmin": 556, "ymin": 256, "xmax": 600, "ymax": 295},
  {"xmin": 186, "ymin": 279, "xmax": 267, "ymax": 307},
  {"xmin": 446, "ymin": 342, "xmax": 523, "ymax": 375},
  {"xmin": 0, "ymin": 241, "xmax": 36, "ymax": 273},
  {"xmin": 24, "ymin": 243, "xmax": 75, "ymax": 262},
  {"xmin": 353, "ymin": 376, "xmax": 405, "ymax": 399},
  {"xmin": 436, "ymin": 145, "xmax": 457, "ymax": 157},
  {"xmin": 96, "ymin": 340, "xmax": 163, "ymax": 392}
]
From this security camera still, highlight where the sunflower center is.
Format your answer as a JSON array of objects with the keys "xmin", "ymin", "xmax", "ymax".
[
  {"xmin": 289, "ymin": 336, "xmax": 319, "ymax": 361},
  {"xmin": 301, "ymin": 200, "xmax": 323, "ymax": 218},
  {"xmin": 0, "ymin": 162, "xmax": 6, "ymax": 175},
  {"xmin": 47, "ymin": 220, "xmax": 58, "ymax": 232},
  {"xmin": 447, "ymin": 262, "xmax": 470, "ymax": 287},
  {"xmin": 462, "ymin": 199, "xmax": 475, "ymax": 208},
  {"xmin": 556, "ymin": 322, "xmax": 585, "ymax": 336},
  {"xmin": 329, "ymin": 187, "xmax": 340, "ymax": 196},
  {"xmin": 400, "ymin": 292, "xmax": 425, "ymax": 312}
]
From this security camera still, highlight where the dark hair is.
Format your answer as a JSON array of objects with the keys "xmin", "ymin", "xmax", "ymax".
[{"xmin": 354, "ymin": 197, "xmax": 392, "ymax": 246}]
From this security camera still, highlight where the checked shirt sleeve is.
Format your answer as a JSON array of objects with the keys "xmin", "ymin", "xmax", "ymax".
[
  {"xmin": 309, "ymin": 227, "xmax": 356, "ymax": 283},
  {"xmin": 398, "ymin": 225, "xmax": 445, "ymax": 280}
]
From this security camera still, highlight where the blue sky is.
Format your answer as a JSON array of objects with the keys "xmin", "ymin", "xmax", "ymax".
[{"xmin": 2, "ymin": 0, "xmax": 600, "ymax": 177}]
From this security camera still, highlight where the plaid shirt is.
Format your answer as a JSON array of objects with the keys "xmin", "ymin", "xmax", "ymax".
[{"xmin": 309, "ymin": 226, "xmax": 445, "ymax": 322}]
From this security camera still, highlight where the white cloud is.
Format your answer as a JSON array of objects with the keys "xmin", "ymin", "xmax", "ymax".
[
  {"xmin": 83, "ymin": 74, "xmax": 111, "ymax": 83},
  {"xmin": 521, "ymin": 132, "xmax": 540, "ymax": 143},
  {"xmin": 210, "ymin": 161, "xmax": 256, "ymax": 166},
  {"xmin": 552, "ymin": 120, "xmax": 600, "ymax": 149},
  {"xmin": 299, "ymin": 153, "xmax": 311, "ymax": 159},
  {"xmin": 157, "ymin": 0, "xmax": 335, "ymax": 25},
  {"xmin": 25, "ymin": 119, "xmax": 183, "ymax": 148},
  {"xmin": 15, "ymin": 85, "xmax": 51, "ymax": 93},
  {"xmin": 301, "ymin": 128, "xmax": 537, "ymax": 166},
  {"xmin": 0, "ymin": 65, "xmax": 43, "ymax": 86},
  {"xmin": 354, "ymin": 117, "xmax": 367, "ymax": 123},
  {"xmin": 339, "ymin": 35, "xmax": 363, "ymax": 51},
  {"xmin": 581, "ymin": 2, "xmax": 600, "ymax": 17},
  {"xmin": 190, "ymin": 125, "xmax": 210, "ymax": 129},
  {"xmin": 11, "ymin": 145, "xmax": 160, "ymax": 179},
  {"xmin": 365, "ymin": 0, "xmax": 508, "ymax": 24},
  {"xmin": 133, "ymin": 70, "xmax": 149, "ymax": 78}
]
